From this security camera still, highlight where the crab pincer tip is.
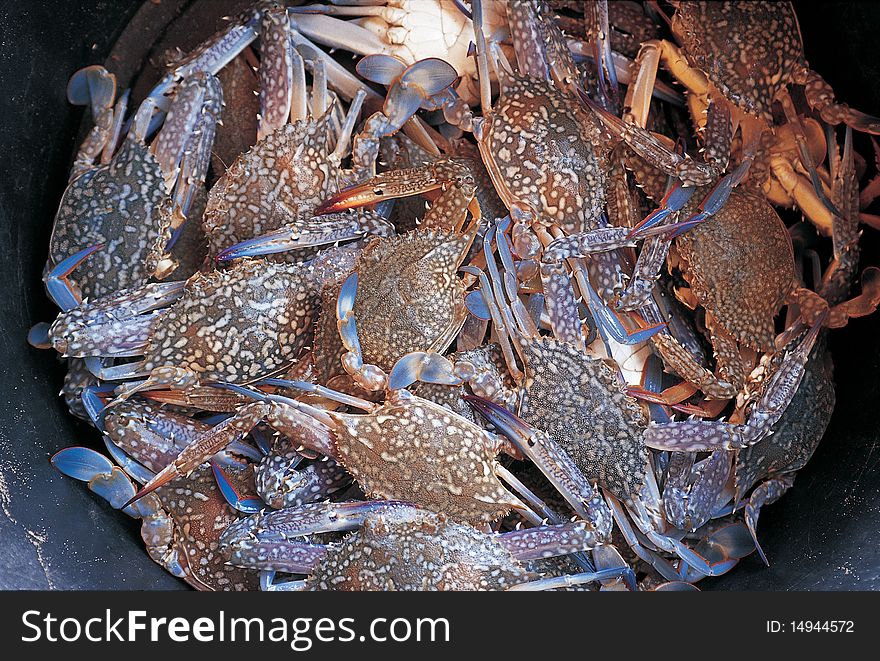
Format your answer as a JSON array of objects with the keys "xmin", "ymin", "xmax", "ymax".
[
  {"xmin": 463, "ymin": 395, "xmax": 533, "ymax": 441},
  {"xmin": 122, "ymin": 464, "xmax": 180, "ymax": 508}
]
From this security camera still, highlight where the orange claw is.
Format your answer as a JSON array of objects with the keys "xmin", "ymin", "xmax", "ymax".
[
  {"xmin": 628, "ymin": 380, "xmax": 699, "ymax": 407},
  {"xmin": 315, "ymin": 182, "xmax": 382, "ymax": 215},
  {"xmin": 122, "ymin": 462, "xmax": 183, "ymax": 509}
]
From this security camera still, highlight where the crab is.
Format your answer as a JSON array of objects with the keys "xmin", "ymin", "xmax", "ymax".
[
  {"xmin": 201, "ymin": 8, "xmax": 395, "ymax": 263},
  {"xmin": 46, "ymin": 251, "xmax": 355, "ymax": 400},
  {"xmin": 732, "ymin": 336, "xmax": 836, "ymax": 564},
  {"xmin": 334, "ymin": 223, "xmax": 480, "ymax": 392},
  {"xmin": 46, "ymin": 68, "xmax": 221, "ymax": 308},
  {"xmin": 608, "ymin": 1, "xmax": 880, "ymax": 231},
  {"xmin": 544, "ymin": 128, "xmax": 880, "ymax": 399},
  {"xmin": 220, "ymin": 501, "xmax": 634, "ymax": 591},
  {"xmin": 51, "ymin": 420, "xmax": 259, "ymax": 591}
]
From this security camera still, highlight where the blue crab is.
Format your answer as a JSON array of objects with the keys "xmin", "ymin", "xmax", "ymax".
[
  {"xmin": 46, "ymin": 69, "xmax": 221, "ymax": 308},
  {"xmin": 51, "ymin": 408, "xmax": 260, "ymax": 591},
  {"xmin": 220, "ymin": 501, "xmax": 634, "ymax": 591}
]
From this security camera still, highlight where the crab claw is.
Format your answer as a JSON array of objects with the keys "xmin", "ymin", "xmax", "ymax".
[
  {"xmin": 627, "ymin": 182, "xmax": 697, "ymax": 238},
  {"xmin": 67, "ymin": 65, "xmax": 116, "ymax": 117},
  {"xmin": 317, "ymin": 161, "xmax": 460, "ymax": 215},
  {"xmin": 51, "ymin": 447, "xmax": 146, "ymax": 517},
  {"xmin": 216, "ymin": 213, "xmax": 393, "ymax": 260},
  {"xmin": 465, "ymin": 394, "xmax": 611, "ymax": 538},
  {"xmin": 388, "ymin": 352, "xmax": 464, "ymax": 391},
  {"xmin": 44, "ymin": 243, "xmax": 104, "ymax": 311},
  {"xmin": 583, "ymin": 94, "xmax": 715, "ymax": 186},
  {"xmin": 211, "ymin": 461, "xmax": 264, "ymax": 514},
  {"xmin": 356, "ymin": 54, "xmax": 407, "ymax": 86},
  {"xmin": 123, "ymin": 462, "xmax": 183, "ymax": 509}
]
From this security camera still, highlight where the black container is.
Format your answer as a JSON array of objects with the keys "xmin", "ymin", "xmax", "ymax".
[{"xmin": 0, "ymin": 1, "xmax": 878, "ymax": 590}]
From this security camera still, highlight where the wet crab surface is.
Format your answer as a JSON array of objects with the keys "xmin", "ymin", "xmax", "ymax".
[{"xmin": 5, "ymin": 0, "xmax": 880, "ymax": 592}]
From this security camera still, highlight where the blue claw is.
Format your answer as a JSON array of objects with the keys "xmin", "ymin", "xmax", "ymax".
[
  {"xmin": 388, "ymin": 352, "xmax": 461, "ymax": 391},
  {"xmin": 51, "ymin": 446, "xmax": 141, "ymax": 515},
  {"xmin": 211, "ymin": 461, "xmax": 263, "ymax": 514},
  {"xmin": 628, "ymin": 183, "xmax": 696, "ymax": 238},
  {"xmin": 81, "ymin": 384, "xmax": 115, "ymax": 431},
  {"xmin": 336, "ymin": 272, "xmax": 362, "ymax": 355},
  {"xmin": 27, "ymin": 322, "xmax": 51, "ymax": 349},
  {"xmin": 465, "ymin": 289, "xmax": 491, "ymax": 320},
  {"xmin": 674, "ymin": 159, "xmax": 754, "ymax": 235},
  {"xmin": 465, "ymin": 394, "xmax": 533, "ymax": 444},
  {"xmin": 583, "ymin": 280, "xmax": 665, "ymax": 345},
  {"xmin": 51, "ymin": 446, "xmax": 114, "ymax": 482},
  {"xmin": 45, "ymin": 244, "xmax": 103, "ymax": 310}
]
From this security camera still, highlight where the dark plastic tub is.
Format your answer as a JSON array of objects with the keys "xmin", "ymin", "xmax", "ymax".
[{"xmin": 0, "ymin": 1, "xmax": 878, "ymax": 590}]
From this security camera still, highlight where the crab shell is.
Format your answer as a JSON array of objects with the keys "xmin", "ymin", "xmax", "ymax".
[
  {"xmin": 329, "ymin": 393, "xmax": 519, "ymax": 524},
  {"xmin": 49, "ymin": 133, "xmax": 171, "ymax": 300},
  {"xmin": 672, "ymin": 1, "xmax": 804, "ymax": 122},
  {"xmin": 305, "ymin": 508, "xmax": 528, "ymax": 590},
  {"xmin": 202, "ymin": 108, "xmax": 337, "ymax": 261},
  {"xmin": 673, "ymin": 189, "xmax": 797, "ymax": 352},
  {"xmin": 517, "ymin": 335, "xmax": 650, "ymax": 502},
  {"xmin": 480, "ymin": 72, "xmax": 611, "ymax": 234},
  {"xmin": 352, "ymin": 229, "xmax": 473, "ymax": 371},
  {"xmin": 142, "ymin": 260, "xmax": 320, "ymax": 383}
]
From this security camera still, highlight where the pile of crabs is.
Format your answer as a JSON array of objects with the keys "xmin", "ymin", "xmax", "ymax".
[{"xmin": 29, "ymin": 0, "xmax": 880, "ymax": 591}]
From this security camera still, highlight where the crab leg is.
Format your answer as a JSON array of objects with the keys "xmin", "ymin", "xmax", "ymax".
[
  {"xmin": 152, "ymin": 73, "xmax": 223, "ymax": 192},
  {"xmin": 257, "ymin": 7, "xmax": 294, "ymax": 140},
  {"xmin": 508, "ymin": 567, "xmax": 635, "ymax": 592},
  {"xmin": 215, "ymin": 210, "xmax": 393, "ymax": 261},
  {"xmin": 466, "ymin": 395, "xmax": 613, "ymax": 544},
  {"xmin": 645, "ymin": 316, "xmax": 826, "ymax": 452},
  {"xmin": 794, "ymin": 66, "xmax": 880, "ymax": 135},
  {"xmin": 67, "ymin": 66, "xmax": 118, "ymax": 178},
  {"xmin": 317, "ymin": 158, "xmax": 478, "ymax": 231},
  {"xmin": 662, "ymin": 450, "xmax": 733, "ymax": 533},
  {"xmin": 219, "ymin": 500, "xmax": 414, "ymax": 572},
  {"xmin": 743, "ymin": 474, "xmax": 796, "ymax": 566},
  {"xmin": 603, "ymin": 492, "xmax": 685, "ymax": 583},
  {"xmin": 350, "ymin": 57, "xmax": 459, "ymax": 178},
  {"xmin": 146, "ymin": 7, "xmax": 261, "ymax": 103}
]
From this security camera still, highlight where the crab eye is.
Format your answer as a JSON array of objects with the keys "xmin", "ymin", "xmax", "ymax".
[{"xmin": 373, "ymin": 188, "xmax": 384, "ymax": 196}]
